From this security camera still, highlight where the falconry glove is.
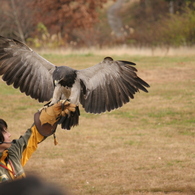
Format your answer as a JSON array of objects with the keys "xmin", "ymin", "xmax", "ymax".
[
  {"xmin": 34, "ymin": 100, "xmax": 76, "ymax": 136},
  {"xmin": 40, "ymin": 101, "xmax": 75, "ymax": 125}
]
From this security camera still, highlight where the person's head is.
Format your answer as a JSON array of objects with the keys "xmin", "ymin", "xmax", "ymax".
[
  {"xmin": 0, "ymin": 119, "xmax": 8, "ymax": 143},
  {"xmin": 0, "ymin": 119, "xmax": 12, "ymax": 151}
]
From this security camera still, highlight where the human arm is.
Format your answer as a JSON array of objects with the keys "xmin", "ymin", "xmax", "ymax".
[{"xmin": 9, "ymin": 101, "xmax": 76, "ymax": 166}]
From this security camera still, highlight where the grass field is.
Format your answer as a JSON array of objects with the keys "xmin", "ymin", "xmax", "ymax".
[{"xmin": 0, "ymin": 49, "xmax": 195, "ymax": 195}]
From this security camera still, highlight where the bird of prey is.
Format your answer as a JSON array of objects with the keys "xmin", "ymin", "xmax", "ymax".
[{"xmin": 0, "ymin": 36, "xmax": 150, "ymax": 130}]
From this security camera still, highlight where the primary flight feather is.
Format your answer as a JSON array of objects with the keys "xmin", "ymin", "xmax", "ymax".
[{"xmin": 0, "ymin": 36, "xmax": 150, "ymax": 129}]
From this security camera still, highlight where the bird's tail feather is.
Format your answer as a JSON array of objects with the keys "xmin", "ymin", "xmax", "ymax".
[{"xmin": 58, "ymin": 106, "xmax": 80, "ymax": 130}]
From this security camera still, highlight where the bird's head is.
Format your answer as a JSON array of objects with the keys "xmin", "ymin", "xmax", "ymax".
[{"xmin": 53, "ymin": 66, "xmax": 77, "ymax": 88}]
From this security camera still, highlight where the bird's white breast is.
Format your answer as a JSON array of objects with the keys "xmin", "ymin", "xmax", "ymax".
[{"xmin": 69, "ymin": 78, "xmax": 81, "ymax": 105}]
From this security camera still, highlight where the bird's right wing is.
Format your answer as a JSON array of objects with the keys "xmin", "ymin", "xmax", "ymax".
[
  {"xmin": 77, "ymin": 57, "xmax": 150, "ymax": 114},
  {"xmin": 0, "ymin": 36, "xmax": 56, "ymax": 102}
]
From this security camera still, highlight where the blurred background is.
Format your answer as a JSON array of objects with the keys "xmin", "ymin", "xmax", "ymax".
[{"xmin": 1, "ymin": 0, "xmax": 195, "ymax": 49}]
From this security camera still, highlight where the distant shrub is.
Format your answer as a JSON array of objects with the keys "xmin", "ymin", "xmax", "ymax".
[
  {"xmin": 123, "ymin": 1, "xmax": 195, "ymax": 47},
  {"xmin": 27, "ymin": 23, "xmax": 64, "ymax": 48},
  {"xmin": 160, "ymin": 5, "xmax": 195, "ymax": 46}
]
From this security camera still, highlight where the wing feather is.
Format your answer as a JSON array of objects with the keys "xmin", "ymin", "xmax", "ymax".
[
  {"xmin": 0, "ymin": 36, "xmax": 55, "ymax": 102},
  {"xmin": 105, "ymin": 83, "xmax": 115, "ymax": 112},
  {"xmin": 114, "ymin": 79, "xmax": 129, "ymax": 105},
  {"xmin": 77, "ymin": 57, "xmax": 150, "ymax": 114},
  {"xmin": 91, "ymin": 85, "xmax": 100, "ymax": 113},
  {"xmin": 13, "ymin": 64, "xmax": 26, "ymax": 88},
  {"xmin": 0, "ymin": 58, "xmax": 15, "ymax": 75},
  {"xmin": 106, "ymin": 77, "xmax": 120, "ymax": 110},
  {"xmin": 21, "ymin": 67, "xmax": 34, "ymax": 95},
  {"xmin": 3, "ymin": 59, "xmax": 24, "ymax": 85}
]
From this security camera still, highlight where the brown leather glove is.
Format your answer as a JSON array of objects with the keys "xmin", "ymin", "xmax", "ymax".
[
  {"xmin": 39, "ymin": 101, "xmax": 75, "ymax": 126},
  {"xmin": 34, "ymin": 100, "xmax": 76, "ymax": 136}
]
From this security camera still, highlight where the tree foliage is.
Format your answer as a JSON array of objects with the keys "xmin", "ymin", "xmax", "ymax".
[
  {"xmin": 32, "ymin": 0, "xmax": 108, "ymax": 41},
  {"xmin": 0, "ymin": 0, "xmax": 36, "ymax": 42},
  {"xmin": 120, "ymin": 0, "xmax": 195, "ymax": 47},
  {"xmin": 0, "ymin": 0, "xmax": 195, "ymax": 47},
  {"xmin": 0, "ymin": 0, "xmax": 109, "ymax": 46}
]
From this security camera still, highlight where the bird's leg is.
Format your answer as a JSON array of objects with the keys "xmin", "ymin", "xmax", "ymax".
[
  {"xmin": 58, "ymin": 99, "xmax": 72, "ymax": 118},
  {"xmin": 38, "ymin": 101, "xmax": 52, "ymax": 112},
  {"xmin": 44, "ymin": 101, "xmax": 52, "ymax": 107},
  {"xmin": 52, "ymin": 85, "xmax": 71, "ymax": 105},
  {"xmin": 49, "ymin": 84, "xmax": 63, "ymax": 106},
  {"xmin": 59, "ymin": 99, "xmax": 66, "ymax": 104},
  {"xmin": 38, "ymin": 105, "xmax": 47, "ymax": 112}
]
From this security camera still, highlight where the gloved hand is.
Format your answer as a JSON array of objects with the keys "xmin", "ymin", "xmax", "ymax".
[
  {"xmin": 39, "ymin": 100, "xmax": 76, "ymax": 126},
  {"xmin": 34, "ymin": 100, "xmax": 76, "ymax": 136}
]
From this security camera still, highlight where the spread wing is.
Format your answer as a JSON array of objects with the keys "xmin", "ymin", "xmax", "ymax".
[
  {"xmin": 0, "ymin": 36, "xmax": 56, "ymax": 102},
  {"xmin": 77, "ymin": 57, "xmax": 150, "ymax": 114}
]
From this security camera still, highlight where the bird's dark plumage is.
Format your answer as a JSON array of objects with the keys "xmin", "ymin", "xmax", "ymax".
[{"xmin": 0, "ymin": 36, "xmax": 150, "ymax": 130}]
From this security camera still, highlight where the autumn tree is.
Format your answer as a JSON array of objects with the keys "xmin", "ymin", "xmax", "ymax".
[
  {"xmin": 0, "ymin": 0, "xmax": 109, "ymax": 46},
  {"xmin": 165, "ymin": 0, "xmax": 195, "ymax": 14},
  {"xmin": 32, "ymin": 0, "xmax": 108, "ymax": 44},
  {"xmin": 0, "ymin": 0, "xmax": 36, "ymax": 42}
]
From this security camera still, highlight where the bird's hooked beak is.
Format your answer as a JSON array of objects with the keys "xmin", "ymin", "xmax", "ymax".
[{"xmin": 54, "ymin": 80, "xmax": 59, "ymax": 86}]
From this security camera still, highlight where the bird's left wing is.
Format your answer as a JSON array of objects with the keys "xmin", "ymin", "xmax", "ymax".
[
  {"xmin": 0, "ymin": 36, "xmax": 56, "ymax": 102},
  {"xmin": 77, "ymin": 57, "xmax": 150, "ymax": 114}
]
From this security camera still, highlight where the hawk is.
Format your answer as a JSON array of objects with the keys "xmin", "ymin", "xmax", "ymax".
[{"xmin": 0, "ymin": 36, "xmax": 150, "ymax": 129}]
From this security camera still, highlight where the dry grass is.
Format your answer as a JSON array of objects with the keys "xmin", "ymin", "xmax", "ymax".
[
  {"xmin": 37, "ymin": 46, "xmax": 195, "ymax": 57},
  {"xmin": 0, "ymin": 48, "xmax": 195, "ymax": 195}
]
